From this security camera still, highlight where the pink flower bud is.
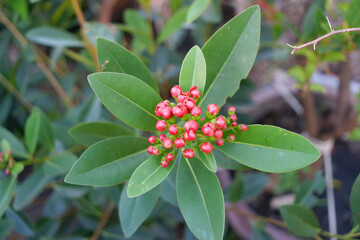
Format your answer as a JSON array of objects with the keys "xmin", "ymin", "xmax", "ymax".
[
  {"xmin": 202, "ymin": 122, "xmax": 215, "ymax": 137},
  {"xmin": 184, "ymin": 120, "xmax": 199, "ymax": 132},
  {"xmin": 207, "ymin": 104, "xmax": 219, "ymax": 115},
  {"xmin": 170, "ymin": 85, "xmax": 182, "ymax": 98},
  {"xmin": 215, "ymin": 116, "xmax": 227, "ymax": 129},
  {"xmin": 156, "ymin": 120, "xmax": 167, "ymax": 131},
  {"xmin": 214, "ymin": 129, "xmax": 223, "ymax": 139},
  {"xmin": 184, "ymin": 129, "xmax": 197, "ymax": 141},
  {"xmin": 163, "ymin": 138, "xmax": 173, "ymax": 149},
  {"xmin": 183, "ymin": 149, "xmax": 195, "ymax": 159},
  {"xmin": 174, "ymin": 138, "xmax": 186, "ymax": 148},
  {"xmin": 200, "ymin": 142, "xmax": 213, "ymax": 153}
]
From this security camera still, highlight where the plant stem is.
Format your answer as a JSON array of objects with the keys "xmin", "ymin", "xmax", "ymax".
[
  {"xmin": 0, "ymin": 73, "xmax": 33, "ymax": 111},
  {"xmin": 0, "ymin": 9, "xmax": 73, "ymax": 108},
  {"xmin": 287, "ymin": 27, "xmax": 360, "ymax": 54},
  {"xmin": 225, "ymin": 206, "xmax": 287, "ymax": 228},
  {"xmin": 71, "ymin": 0, "xmax": 100, "ymax": 71},
  {"xmin": 90, "ymin": 202, "xmax": 115, "ymax": 240}
]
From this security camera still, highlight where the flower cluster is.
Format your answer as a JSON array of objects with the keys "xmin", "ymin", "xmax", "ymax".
[
  {"xmin": 0, "ymin": 150, "xmax": 14, "ymax": 175},
  {"xmin": 148, "ymin": 85, "xmax": 248, "ymax": 168}
]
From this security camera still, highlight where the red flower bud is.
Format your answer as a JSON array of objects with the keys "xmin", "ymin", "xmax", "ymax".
[
  {"xmin": 228, "ymin": 106, "xmax": 236, "ymax": 114},
  {"xmin": 4, "ymin": 169, "xmax": 10, "ymax": 175},
  {"xmin": 184, "ymin": 120, "xmax": 199, "ymax": 132},
  {"xmin": 161, "ymin": 106, "xmax": 173, "ymax": 119},
  {"xmin": 183, "ymin": 149, "xmax": 195, "ymax": 159},
  {"xmin": 231, "ymin": 122, "xmax": 238, "ymax": 127},
  {"xmin": 168, "ymin": 124, "xmax": 179, "ymax": 135},
  {"xmin": 230, "ymin": 114, "xmax": 237, "ymax": 122},
  {"xmin": 190, "ymin": 86, "xmax": 201, "ymax": 99},
  {"xmin": 207, "ymin": 104, "xmax": 219, "ymax": 115},
  {"xmin": 184, "ymin": 97, "xmax": 196, "ymax": 111},
  {"xmin": 191, "ymin": 107, "xmax": 202, "ymax": 117},
  {"xmin": 147, "ymin": 145, "xmax": 153, "ymax": 154},
  {"xmin": 159, "ymin": 134, "xmax": 166, "ymax": 141},
  {"xmin": 215, "ymin": 139, "xmax": 224, "ymax": 146},
  {"xmin": 161, "ymin": 160, "xmax": 169, "ymax": 168},
  {"xmin": 184, "ymin": 129, "xmax": 197, "ymax": 141},
  {"xmin": 172, "ymin": 103, "xmax": 188, "ymax": 118},
  {"xmin": 166, "ymin": 153, "xmax": 175, "ymax": 161},
  {"xmin": 156, "ymin": 120, "xmax": 167, "ymax": 131},
  {"xmin": 229, "ymin": 134, "xmax": 235, "ymax": 141},
  {"xmin": 200, "ymin": 142, "xmax": 213, "ymax": 153},
  {"xmin": 202, "ymin": 122, "xmax": 215, "ymax": 137},
  {"xmin": 174, "ymin": 138, "xmax": 186, "ymax": 148},
  {"xmin": 177, "ymin": 94, "xmax": 187, "ymax": 103},
  {"xmin": 171, "ymin": 85, "xmax": 182, "ymax": 98},
  {"xmin": 155, "ymin": 102, "xmax": 167, "ymax": 117},
  {"xmin": 148, "ymin": 136, "xmax": 156, "ymax": 144},
  {"xmin": 215, "ymin": 116, "xmax": 227, "ymax": 129},
  {"xmin": 152, "ymin": 148, "xmax": 160, "ymax": 156},
  {"xmin": 163, "ymin": 138, "xmax": 173, "ymax": 149},
  {"xmin": 214, "ymin": 129, "xmax": 223, "ymax": 139},
  {"xmin": 240, "ymin": 124, "xmax": 248, "ymax": 131}
]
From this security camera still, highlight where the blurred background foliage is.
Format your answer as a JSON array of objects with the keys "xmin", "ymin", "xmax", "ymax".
[{"xmin": 0, "ymin": 0, "xmax": 360, "ymax": 239}]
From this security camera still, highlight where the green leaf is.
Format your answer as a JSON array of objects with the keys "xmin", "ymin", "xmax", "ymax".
[
  {"xmin": 119, "ymin": 182, "xmax": 160, "ymax": 238},
  {"xmin": 26, "ymin": 26, "xmax": 83, "ymax": 47},
  {"xmin": 288, "ymin": 66, "xmax": 306, "ymax": 83},
  {"xmin": 69, "ymin": 121, "xmax": 134, "ymax": 147},
  {"xmin": 157, "ymin": 7, "xmax": 189, "ymax": 44},
  {"xmin": 242, "ymin": 173, "xmax": 269, "ymax": 199},
  {"xmin": 24, "ymin": 107, "xmax": 54, "ymax": 153},
  {"xmin": 186, "ymin": 0, "xmax": 211, "ymax": 23},
  {"xmin": 179, "ymin": 46, "xmax": 206, "ymax": 95},
  {"xmin": 124, "ymin": 10, "xmax": 154, "ymax": 54},
  {"xmin": 127, "ymin": 154, "xmax": 175, "ymax": 198},
  {"xmin": 321, "ymin": 51, "xmax": 346, "ymax": 63},
  {"xmin": 176, "ymin": 156, "xmax": 224, "ymax": 240},
  {"xmin": 216, "ymin": 125, "xmax": 320, "ymax": 173},
  {"xmin": 197, "ymin": 148, "xmax": 217, "ymax": 173},
  {"xmin": 88, "ymin": 72, "xmax": 162, "ymax": 131},
  {"xmin": 350, "ymin": 174, "xmax": 360, "ymax": 225},
  {"xmin": 199, "ymin": 6, "xmax": 260, "ymax": 112},
  {"xmin": 279, "ymin": 204, "xmax": 320, "ymax": 238},
  {"xmin": 0, "ymin": 175, "xmax": 16, "ymax": 218},
  {"xmin": 310, "ymin": 83, "xmax": 325, "ymax": 94},
  {"xmin": 10, "ymin": 0, "xmax": 28, "ymax": 19},
  {"xmin": 65, "ymin": 136, "xmax": 149, "ymax": 187},
  {"xmin": 84, "ymin": 22, "xmax": 120, "ymax": 47},
  {"xmin": 229, "ymin": 173, "xmax": 244, "ymax": 203},
  {"xmin": 14, "ymin": 169, "xmax": 49, "ymax": 210},
  {"xmin": 0, "ymin": 126, "xmax": 29, "ymax": 159},
  {"xmin": 346, "ymin": 0, "xmax": 360, "ymax": 28},
  {"xmin": 42, "ymin": 153, "xmax": 77, "ymax": 177},
  {"xmin": 96, "ymin": 38, "xmax": 159, "ymax": 93},
  {"xmin": 0, "ymin": 219, "xmax": 14, "ymax": 239},
  {"xmin": 160, "ymin": 164, "xmax": 178, "ymax": 206},
  {"xmin": 6, "ymin": 208, "xmax": 34, "ymax": 237},
  {"xmin": 25, "ymin": 108, "xmax": 41, "ymax": 155}
]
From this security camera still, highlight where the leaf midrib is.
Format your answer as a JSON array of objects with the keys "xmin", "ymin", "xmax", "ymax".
[
  {"xmin": 218, "ymin": 140, "xmax": 318, "ymax": 156},
  {"xmin": 96, "ymin": 78, "xmax": 159, "ymax": 121},
  {"xmin": 199, "ymin": 11, "xmax": 256, "ymax": 107},
  {"xmin": 185, "ymin": 158, "xmax": 216, "ymax": 239},
  {"xmin": 103, "ymin": 45, "xmax": 126, "ymax": 72},
  {"xmin": 0, "ymin": 177, "xmax": 16, "ymax": 211},
  {"xmin": 71, "ymin": 149, "xmax": 147, "ymax": 177}
]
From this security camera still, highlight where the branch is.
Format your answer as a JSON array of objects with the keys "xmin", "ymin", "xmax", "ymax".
[
  {"xmin": 90, "ymin": 202, "xmax": 115, "ymax": 240},
  {"xmin": 287, "ymin": 27, "xmax": 360, "ymax": 54}
]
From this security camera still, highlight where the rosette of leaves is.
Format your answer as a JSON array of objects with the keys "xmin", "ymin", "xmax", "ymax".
[{"xmin": 65, "ymin": 6, "xmax": 320, "ymax": 240}]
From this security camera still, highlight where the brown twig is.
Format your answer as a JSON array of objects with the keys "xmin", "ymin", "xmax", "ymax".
[
  {"xmin": 0, "ymin": 9, "xmax": 74, "ymax": 108},
  {"xmin": 71, "ymin": 0, "xmax": 100, "ymax": 71},
  {"xmin": 225, "ymin": 206, "xmax": 287, "ymax": 228},
  {"xmin": 0, "ymin": 73, "xmax": 33, "ymax": 111},
  {"xmin": 287, "ymin": 27, "xmax": 360, "ymax": 54},
  {"xmin": 90, "ymin": 202, "xmax": 115, "ymax": 240}
]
